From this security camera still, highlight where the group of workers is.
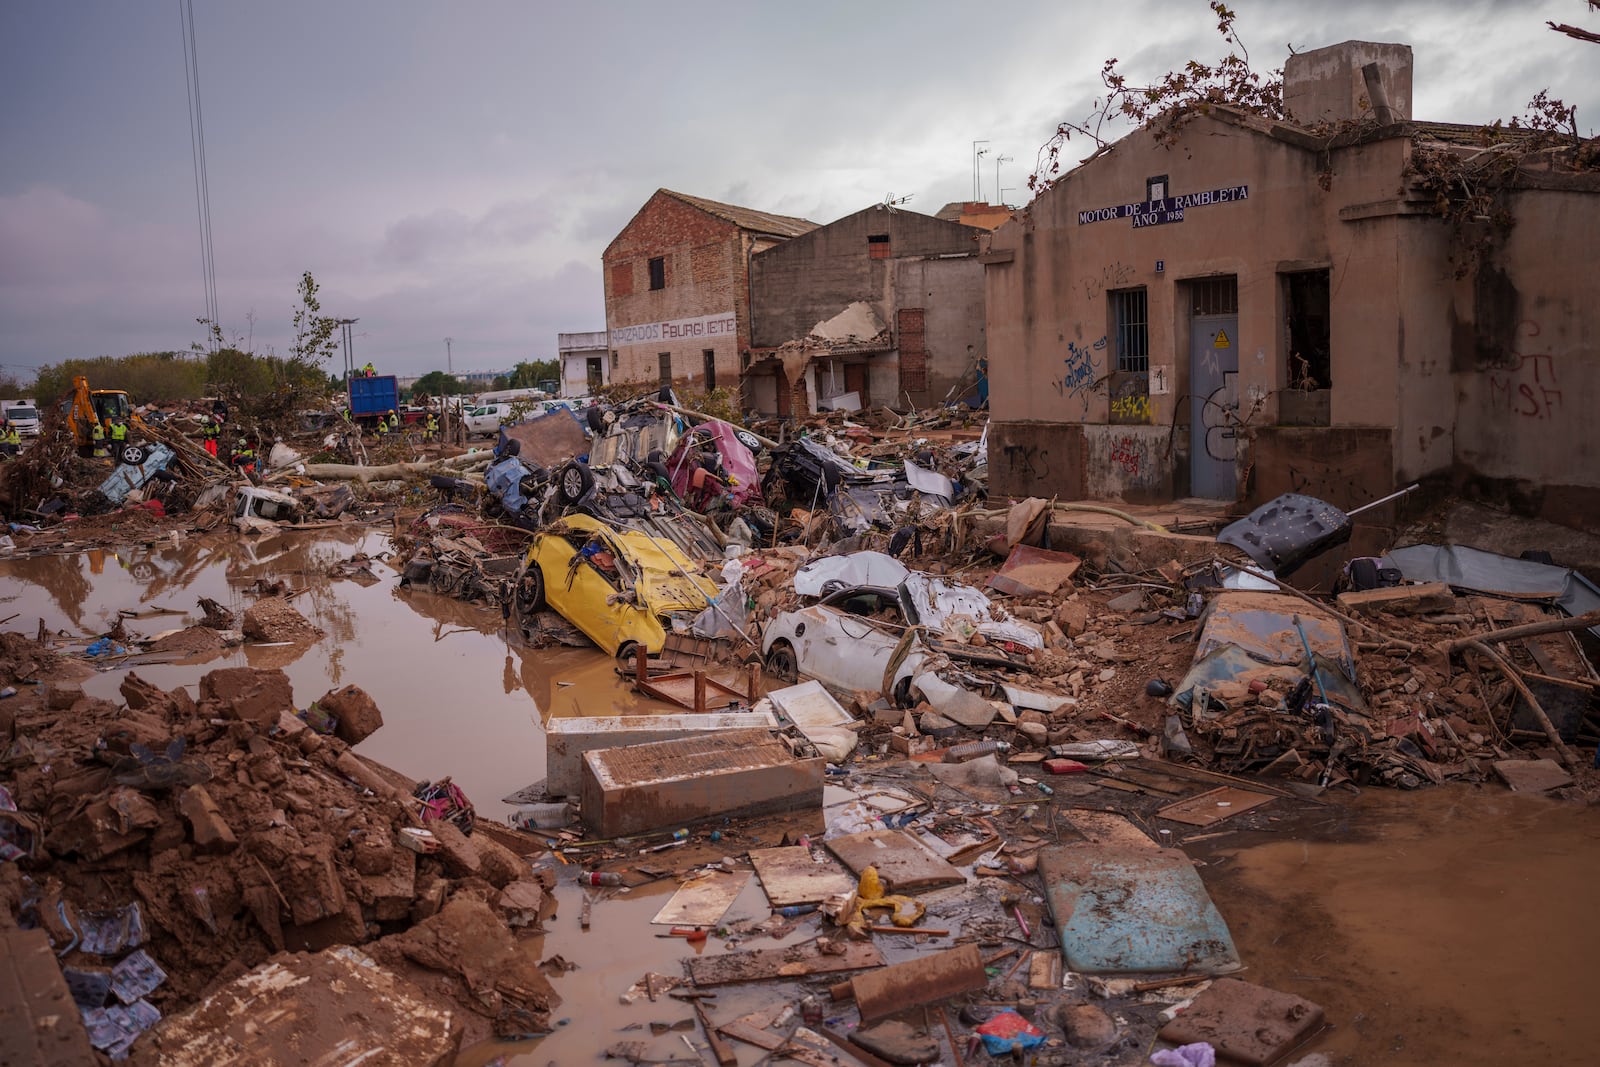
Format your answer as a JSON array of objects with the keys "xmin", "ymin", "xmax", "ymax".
[
  {"xmin": 87, "ymin": 417, "xmax": 132, "ymax": 459},
  {"xmin": 0, "ymin": 421, "xmax": 20, "ymax": 458},
  {"xmin": 372, "ymin": 409, "xmax": 439, "ymax": 442}
]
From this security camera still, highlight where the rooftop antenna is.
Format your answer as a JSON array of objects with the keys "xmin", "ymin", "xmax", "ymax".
[{"xmin": 882, "ymin": 192, "xmax": 914, "ymax": 213}]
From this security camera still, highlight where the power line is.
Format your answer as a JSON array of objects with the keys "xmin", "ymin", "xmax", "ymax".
[{"xmin": 179, "ymin": 0, "xmax": 218, "ymax": 344}]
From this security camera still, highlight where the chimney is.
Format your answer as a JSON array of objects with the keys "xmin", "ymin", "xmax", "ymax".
[{"xmin": 1283, "ymin": 41, "xmax": 1413, "ymax": 126}]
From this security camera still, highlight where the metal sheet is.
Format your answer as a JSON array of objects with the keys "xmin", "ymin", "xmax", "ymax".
[
  {"xmin": 651, "ymin": 870, "xmax": 751, "ymax": 926},
  {"xmin": 1387, "ymin": 543, "xmax": 1600, "ymax": 639},
  {"xmin": 1038, "ymin": 844, "xmax": 1241, "ymax": 975},
  {"xmin": 767, "ymin": 681, "xmax": 855, "ymax": 746}
]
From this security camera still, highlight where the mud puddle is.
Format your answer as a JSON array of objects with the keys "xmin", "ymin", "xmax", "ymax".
[
  {"xmin": 1199, "ymin": 785, "xmax": 1600, "ymax": 1066},
  {"xmin": 0, "ymin": 529, "xmax": 677, "ymax": 820}
]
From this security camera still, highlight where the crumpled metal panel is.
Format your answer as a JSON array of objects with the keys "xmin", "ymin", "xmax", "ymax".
[
  {"xmin": 1387, "ymin": 543, "xmax": 1600, "ymax": 639},
  {"xmin": 1217, "ymin": 492, "xmax": 1352, "ymax": 576},
  {"xmin": 97, "ymin": 444, "xmax": 175, "ymax": 504},
  {"xmin": 1038, "ymin": 844, "xmax": 1241, "ymax": 975}
]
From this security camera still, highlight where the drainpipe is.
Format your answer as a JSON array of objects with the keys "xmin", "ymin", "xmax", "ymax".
[{"xmin": 1362, "ymin": 63, "xmax": 1397, "ymax": 125}]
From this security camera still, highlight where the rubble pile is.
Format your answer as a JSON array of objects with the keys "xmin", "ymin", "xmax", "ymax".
[{"xmin": 0, "ymin": 639, "xmax": 558, "ymax": 1056}]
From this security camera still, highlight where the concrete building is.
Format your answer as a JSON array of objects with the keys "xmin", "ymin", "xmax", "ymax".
[
  {"xmin": 557, "ymin": 331, "xmax": 608, "ymax": 397},
  {"xmin": 983, "ymin": 40, "xmax": 1599, "ymax": 531},
  {"xmin": 935, "ymin": 201, "xmax": 1014, "ymax": 231},
  {"xmin": 603, "ymin": 189, "xmax": 816, "ymax": 400},
  {"xmin": 747, "ymin": 204, "xmax": 986, "ymax": 415}
]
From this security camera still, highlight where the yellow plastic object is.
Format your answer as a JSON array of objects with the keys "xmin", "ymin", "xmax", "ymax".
[{"xmin": 849, "ymin": 864, "xmax": 926, "ymax": 930}]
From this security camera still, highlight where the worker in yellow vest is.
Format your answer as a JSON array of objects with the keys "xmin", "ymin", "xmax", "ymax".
[
  {"xmin": 91, "ymin": 421, "xmax": 108, "ymax": 458},
  {"xmin": 109, "ymin": 419, "xmax": 129, "ymax": 460},
  {"xmin": 424, "ymin": 414, "xmax": 438, "ymax": 442},
  {"xmin": 388, "ymin": 409, "xmax": 400, "ymax": 431},
  {"xmin": 1, "ymin": 422, "xmax": 19, "ymax": 457},
  {"xmin": 375, "ymin": 416, "xmax": 389, "ymax": 440}
]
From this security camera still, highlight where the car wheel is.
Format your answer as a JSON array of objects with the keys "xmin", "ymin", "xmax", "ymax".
[
  {"xmin": 129, "ymin": 562, "xmax": 155, "ymax": 580},
  {"xmin": 734, "ymin": 429, "xmax": 762, "ymax": 453},
  {"xmin": 515, "ymin": 561, "xmax": 546, "ymax": 612},
  {"xmin": 119, "ymin": 444, "xmax": 148, "ymax": 466},
  {"xmin": 555, "ymin": 461, "xmax": 595, "ymax": 505},
  {"xmin": 764, "ymin": 640, "xmax": 799, "ymax": 683},
  {"xmin": 615, "ymin": 640, "xmax": 642, "ymax": 665}
]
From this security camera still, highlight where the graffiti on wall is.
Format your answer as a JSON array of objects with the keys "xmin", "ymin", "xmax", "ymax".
[
  {"xmin": 1109, "ymin": 435, "xmax": 1144, "ymax": 477},
  {"xmin": 1053, "ymin": 336, "xmax": 1109, "ymax": 415},
  {"xmin": 1202, "ymin": 372, "xmax": 1239, "ymax": 461},
  {"xmin": 1079, "ymin": 262, "xmax": 1136, "ymax": 301},
  {"xmin": 1111, "ymin": 394, "xmax": 1151, "ymax": 421},
  {"xmin": 1002, "ymin": 443, "xmax": 1051, "ymax": 480},
  {"xmin": 1487, "ymin": 322, "xmax": 1561, "ymax": 420}
]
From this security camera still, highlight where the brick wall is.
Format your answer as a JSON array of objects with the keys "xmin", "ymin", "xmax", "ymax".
[{"xmin": 604, "ymin": 192, "xmax": 748, "ymax": 391}]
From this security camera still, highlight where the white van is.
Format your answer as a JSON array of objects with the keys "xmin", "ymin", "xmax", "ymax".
[
  {"xmin": 463, "ymin": 403, "xmax": 512, "ymax": 438},
  {"xmin": 1, "ymin": 400, "xmax": 39, "ymax": 437}
]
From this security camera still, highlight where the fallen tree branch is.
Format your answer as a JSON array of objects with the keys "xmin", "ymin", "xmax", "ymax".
[
  {"xmin": 1435, "ymin": 609, "xmax": 1600, "ymax": 655},
  {"xmin": 1459, "ymin": 639, "xmax": 1581, "ymax": 771},
  {"xmin": 267, "ymin": 454, "xmax": 489, "ymax": 484}
]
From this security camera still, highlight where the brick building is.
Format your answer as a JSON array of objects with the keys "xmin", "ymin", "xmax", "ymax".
[
  {"xmin": 747, "ymin": 203, "xmax": 986, "ymax": 415},
  {"xmin": 602, "ymin": 189, "xmax": 816, "ymax": 400}
]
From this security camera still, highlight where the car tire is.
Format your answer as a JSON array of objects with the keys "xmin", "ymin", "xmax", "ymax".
[
  {"xmin": 515, "ymin": 561, "xmax": 546, "ymax": 613},
  {"xmin": 764, "ymin": 640, "xmax": 799, "ymax": 683},
  {"xmin": 743, "ymin": 504, "xmax": 778, "ymax": 543},
  {"xmin": 734, "ymin": 429, "xmax": 762, "ymax": 453},
  {"xmin": 555, "ymin": 461, "xmax": 595, "ymax": 505},
  {"xmin": 119, "ymin": 444, "xmax": 148, "ymax": 466},
  {"xmin": 615, "ymin": 640, "xmax": 641, "ymax": 665}
]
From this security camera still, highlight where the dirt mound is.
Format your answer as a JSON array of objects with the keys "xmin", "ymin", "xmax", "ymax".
[{"xmin": 241, "ymin": 596, "xmax": 323, "ymax": 642}]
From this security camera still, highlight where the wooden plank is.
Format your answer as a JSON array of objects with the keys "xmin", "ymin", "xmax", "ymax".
[
  {"xmin": 1156, "ymin": 786, "xmax": 1276, "ymax": 827},
  {"xmin": 719, "ymin": 1019, "xmax": 786, "ymax": 1051},
  {"xmin": 1059, "ymin": 810, "xmax": 1158, "ymax": 850},
  {"xmin": 1336, "ymin": 581, "xmax": 1456, "ymax": 616},
  {"xmin": 849, "ymin": 943, "xmax": 987, "ymax": 1022},
  {"xmin": 1129, "ymin": 757, "xmax": 1297, "ymax": 799},
  {"xmin": 749, "ymin": 845, "xmax": 855, "ymax": 907},
  {"xmin": 688, "ymin": 939, "xmax": 885, "ymax": 987},
  {"xmin": 824, "ymin": 830, "xmax": 964, "ymax": 893},
  {"xmin": 695, "ymin": 1002, "xmax": 739, "ymax": 1067}
]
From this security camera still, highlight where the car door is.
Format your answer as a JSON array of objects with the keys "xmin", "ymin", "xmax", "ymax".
[{"xmin": 797, "ymin": 590, "xmax": 904, "ymax": 694}]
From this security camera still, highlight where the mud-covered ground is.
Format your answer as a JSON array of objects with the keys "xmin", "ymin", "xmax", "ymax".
[{"xmin": 3, "ymin": 528, "xmax": 1598, "ymax": 1065}]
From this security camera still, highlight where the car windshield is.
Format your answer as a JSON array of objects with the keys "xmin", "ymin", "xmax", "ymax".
[{"xmin": 820, "ymin": 587, "xmax": 904, "ymax": 624}]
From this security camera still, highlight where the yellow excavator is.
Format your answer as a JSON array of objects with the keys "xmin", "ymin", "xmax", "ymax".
[{"xmin": 67, "ymin": 375, "xmax": 145, "ymax": 454}]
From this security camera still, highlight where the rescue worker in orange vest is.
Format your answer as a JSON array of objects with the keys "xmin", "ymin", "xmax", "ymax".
[{"xmin": 200, "ymin": 416, "xmax": 220, "ymax": 457}]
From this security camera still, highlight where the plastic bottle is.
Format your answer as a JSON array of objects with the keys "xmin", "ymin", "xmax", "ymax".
[
  {"xmin": 774, "ymin": 904, "xmax": 818, "ymax": 918},
  {"xmin": 584, "ymin": 871, "xmax": 622, "ymax": 886},
  {"xmin": 944, "ymin": 740, "xmax": 1010, "ymax": 764},
  {"xmin": 800, "ymin": 994, "xmax": 825, "ymax": 1026}
]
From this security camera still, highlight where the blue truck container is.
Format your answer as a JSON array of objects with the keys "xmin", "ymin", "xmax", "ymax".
[{"xmin": 348, "ymin": 375, "xmax": 400, "ymax": 423}]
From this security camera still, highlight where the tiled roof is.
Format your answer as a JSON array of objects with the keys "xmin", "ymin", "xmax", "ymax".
[{"xmin": 660, "ymin": 189, "xmax": 818, "ymax": 238}]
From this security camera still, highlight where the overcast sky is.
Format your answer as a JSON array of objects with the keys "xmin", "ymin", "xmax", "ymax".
[{"xmin": 1, "ymin": 0, "xmax": 1593, "ymax": 380}]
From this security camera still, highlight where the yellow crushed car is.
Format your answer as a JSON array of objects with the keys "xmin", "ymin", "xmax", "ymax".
[{"xmin": 514, "ymin": 514, "xmax": 718, "ymax": 658}]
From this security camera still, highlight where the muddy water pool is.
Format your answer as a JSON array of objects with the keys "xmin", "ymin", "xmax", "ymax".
[{"xmin": 4, "ymin": 531, "xmax": 1598, "ymax": 1065}]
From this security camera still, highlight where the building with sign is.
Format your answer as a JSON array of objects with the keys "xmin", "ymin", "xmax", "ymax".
[
  {"xmin": 746, "ymin": 203, "xmax": 986, "ymax": 415},
  {"xmin": 602, "ymin": 189, "xmax": 816, "ymax": 400},
  {"xmin": 982, "ymin": 39, "xmax": 1600, "ymax": 532}
]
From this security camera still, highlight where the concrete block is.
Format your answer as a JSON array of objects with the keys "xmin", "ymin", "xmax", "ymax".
[
  {"xmin": 580, "ymin": 728, "xmax": 824, "ymax": 838},
  {"xmin": 545, "ymin": 711, "xmax": 778, "ymax": 797},
  {"xmin": 318, "ymin": 685, "xmax": 385, "ymax": 745},
  {"xmin": 199, "ymin": 667, "xmax": 294, "ymax": 726},
  {"xmin": 133, "ymin": 946, "xmax": 460, "ymax": 1065},
  {"xmin": 177, "ymin": 785, "xmax": 238, "ymax": 854},
  {"xmin": 0, "ymin": 928, "xmax": 98, "ymax": 1067}
]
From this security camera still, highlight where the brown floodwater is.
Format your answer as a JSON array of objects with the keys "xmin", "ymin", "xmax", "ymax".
[
  {"xmin": 1200, "ymin": 785, "xmax": 1600, "ymax": 1067},
  {"xmin": 3, "ymin": 531, "xmax": 1598, "ymax": 1065}
]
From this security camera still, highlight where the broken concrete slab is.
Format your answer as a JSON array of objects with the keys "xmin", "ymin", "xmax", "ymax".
[
  {"xmin": 241, "ymin": 596, "xmax": 323, "ymax": 643},
  {"xmin": 0, "ymin": 928, "xmax": 98, "ymax": 1067},
  {"xmin": 131, "ymin": 946, "xmax": 459, "ymax": 1066},
  {"xmin": 199, "ymin": 667, "xmax": 294, "ymax": 726},
  {"xmin": 1157, "ymin": 977, "xmax": 1325, "ymax": 1066},
  {"xmin": 651, "ymin": 870, "xmax": 750, "ymax": 927},
  {"xmin": 544, "ymin": 711, "xmax": 779, "ymax": 797},
  {"xmin": 176, "ymin": 785, "xmax": 237, "ymax": 853},
  {"xmin": 1492, "ymin": 758, "xmax": 1574, "ymax": 793},
  {"xmin": 580, "ymin": 728, "xmax": 824, "ymax": 838}
]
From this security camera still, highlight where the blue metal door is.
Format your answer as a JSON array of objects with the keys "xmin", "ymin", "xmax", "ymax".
[{"xmin": 1190, "ymin": 315, "xmax": 1238, "ymax": 499}]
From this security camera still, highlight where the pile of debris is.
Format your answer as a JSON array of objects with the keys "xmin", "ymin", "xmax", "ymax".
[{"xmin": 0, "ymin": 634, "xmax": 558, "ymax": 1059}]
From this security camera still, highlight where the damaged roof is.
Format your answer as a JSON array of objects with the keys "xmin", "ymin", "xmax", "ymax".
[{"xmin": 659, "ymin": 189, "xmax": 818, "ymax": 238}]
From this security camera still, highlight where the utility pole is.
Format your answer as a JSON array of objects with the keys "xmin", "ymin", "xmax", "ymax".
[
  {"xmin": 971, "ymin": 140, "xmax": 989, "ymax": 201},
  {"xmin": 444, "ymin": 337, "xmax": 453, "ymax": 375},
  {"xmin": 337, "ymin": 318, "xmax": 359, "ymax": 381}
]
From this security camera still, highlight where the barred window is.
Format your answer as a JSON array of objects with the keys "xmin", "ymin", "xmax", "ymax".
[{"xmin": 1109, "ymin": 288, "xmax": 1149, "ymax": 373}]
